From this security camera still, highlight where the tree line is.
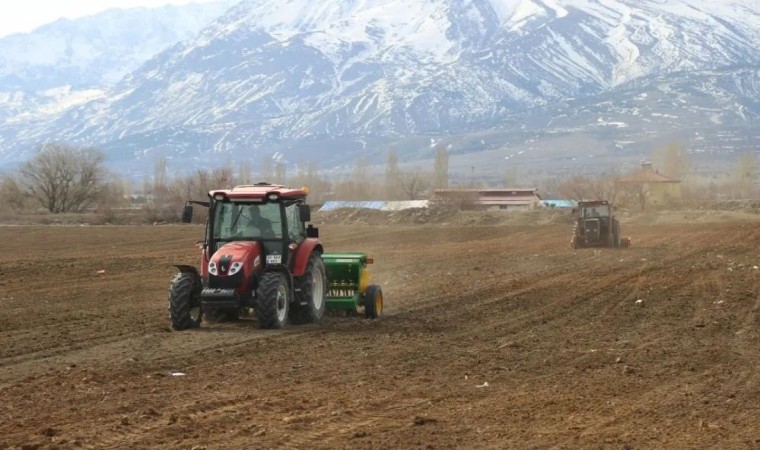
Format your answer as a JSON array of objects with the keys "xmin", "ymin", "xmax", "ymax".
[
  {"xmin": 0, "ymin": 140, "xmax": 756, "ymax": 218},
  {"xmin": 0, "ymin": 142, "xmax": 453, "ymax": 218}
]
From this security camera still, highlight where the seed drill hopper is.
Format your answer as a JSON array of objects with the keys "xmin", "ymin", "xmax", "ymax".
[{"xmin": 322, "ymin": 253, "xmax": 383, "ymax": 318}]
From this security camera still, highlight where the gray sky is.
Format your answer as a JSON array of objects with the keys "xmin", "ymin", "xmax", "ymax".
[{"xmin": 0, "ymin": 0, "xmax": 223, "ymax": 37}]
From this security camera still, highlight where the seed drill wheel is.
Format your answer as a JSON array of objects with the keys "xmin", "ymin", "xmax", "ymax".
[
  {"xmin": 256, "ymin": 272, "xmax": 289, "ymax": 329},
  {"xmin": 363, "ymin": 284, "xmax": 383, "ymax": 319},
  {"xmin": 169, "ymin": 272, "xmax": 202, "ymax": 330},
  {"xmin": 290, "ymin": 253, "xmax": 327, "ymax": 324}
]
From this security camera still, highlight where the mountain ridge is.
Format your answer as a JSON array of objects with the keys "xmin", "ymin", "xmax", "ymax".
[{"xmin": 1, "ymin": 0, "xmax": 759, "ymax": 176}]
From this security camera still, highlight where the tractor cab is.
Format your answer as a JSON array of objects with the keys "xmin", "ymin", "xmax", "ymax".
[
  {"xmin": 580, "ymin": 203, "xmax": 610, "ymax": 219},
  {"xmin": 173, "ymin": 183, "xmax": 325, "ymax": 329},
  {"xmin": 182, "ymin": 183, "xmax": 318, "ymax": 273},
  {"xmin": 572, "ymin": 200, "xmax": 624, "ymax": 248}
]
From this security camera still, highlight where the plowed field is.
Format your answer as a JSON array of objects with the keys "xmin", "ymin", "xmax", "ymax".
[{"xmin": 2, "ymin": 212, "xmax": 760, "ymax": 449}]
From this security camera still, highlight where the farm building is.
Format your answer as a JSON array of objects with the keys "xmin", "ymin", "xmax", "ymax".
[
  {"xmin": 432, "ymin": 188, "xmax": 542, "ymax": 210},
  {"xmin": 616, "ymin": 161, "xmax": 682, "ymax": 207}
]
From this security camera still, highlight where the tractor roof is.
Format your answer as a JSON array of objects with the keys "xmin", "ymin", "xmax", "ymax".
[
  {"xmin": 209, "ymin": 183, "xmax": 308, "ymax": 201},
  {"xmin": 578, "ymin": 200, "xmax": 610, "ymax": 206}
]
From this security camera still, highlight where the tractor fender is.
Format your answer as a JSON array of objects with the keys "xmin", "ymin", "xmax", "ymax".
[
  {"xmin": 173, "ymin": 265, "xmax": 202, "ymax": 289},
  {"xmin": 291, "ymin": 239, "xmax": 323, "ymax": 277},
  {"xmin": 174, "ymin": 264, "xmax": 200, "ymax": 278}
]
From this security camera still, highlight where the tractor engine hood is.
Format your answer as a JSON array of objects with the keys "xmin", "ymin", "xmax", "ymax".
[{"xmin": 209, "ymin": 241, "xmax": 264, "ymax": 277}]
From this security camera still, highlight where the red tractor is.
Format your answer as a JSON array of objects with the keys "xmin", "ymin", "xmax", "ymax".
[
  {"xmin": 570, "ymin": 200, "xmax": 630, "ymax": 249},
  {"xmin": 169, "ymin": 183, "xmax": 326, "ymax": 330}
]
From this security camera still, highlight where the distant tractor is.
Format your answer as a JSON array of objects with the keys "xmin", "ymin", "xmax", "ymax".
[
  {"xmin": 570, "ymin": 200, "xmax": 630, "ymax": 249},
  {"xmin": 169, "ymin": 183, "xmax": 383, "ymax": 330}
]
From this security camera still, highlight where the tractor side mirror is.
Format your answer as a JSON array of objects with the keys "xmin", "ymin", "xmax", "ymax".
[
  {"xmin": 307, "ymin": 224, "xmax": 319, "ymax": 238},
  {"xmin": 299, "ymin": 204, "xmax": 311, "ymax": 222},
  {"xmin": 181, "ymin": 203, "xmax": 193, "ymax": 223},
  {"xmin": 571, "ymin": 208, "xmax": 577, "ymax": 214}
]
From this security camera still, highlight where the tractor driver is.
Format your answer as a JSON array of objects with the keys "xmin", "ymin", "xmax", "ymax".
[
  {"xmin": 589, "ymin": 207, "xmax": 599, "ymax": 217},
  {"xmin": 246, "ymin": 205, "xmax": 275, "ymax": 238}
]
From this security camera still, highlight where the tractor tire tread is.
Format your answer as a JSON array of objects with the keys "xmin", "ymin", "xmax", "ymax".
[
  {"xmin": 256, "ymin": 272, "xmax": 287, "ymax": 329},
  {"xmin": 290, "ymin": 254, "xmax": 327, "ymax": 325},
  {"xmin": 169, "ymin": 272, "xmax": 200, "ymax": 331}
]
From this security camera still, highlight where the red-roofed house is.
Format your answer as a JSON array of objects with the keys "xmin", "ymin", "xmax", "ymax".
[{"xmin": 616, "ymin": 161, "xmax": 681, "ymax": 207}]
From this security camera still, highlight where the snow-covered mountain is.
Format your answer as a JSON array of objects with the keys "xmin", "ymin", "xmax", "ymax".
[
  {"xmin": 0, "ymin": 1, "xmax": 234, "ymax": 143},
  {"xmin": 2, "ymin": 0, "xmax": 760, "ymax": 174}
]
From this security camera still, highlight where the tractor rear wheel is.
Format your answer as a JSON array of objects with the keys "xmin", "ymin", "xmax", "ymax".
[
  {"xmin": 363, "ymin": 284, "xmax": 383, "ymax": 319},
  {"xmin": 571, "ymin": 223, "xmax": 583, "ymax": 249},
  {"xmin": 256, "ymin": 272, "xmax": 289, "ymax": 329},
  {"xmin": 290, "ymin": 253, "xmax": 327, "ymax": 324},
  {"xmin": 612, "ymin": 220, "xmax": 622, "ymax": 248},
  {"xmin": 169, "ymin": 272, "xmax": 201, "ymax": 330}
]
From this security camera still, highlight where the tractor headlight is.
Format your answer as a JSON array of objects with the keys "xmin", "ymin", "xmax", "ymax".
[
  {"xmin": 266, "ymin": 193, "xmax": 279, "ymax": 201},
  {"xmin": 228, "ymin": 262, "xmax": 243, "ymax": 276},
  {"xmin": 208, "ymin": 261, "xmax": 218, "ymax": 275}
]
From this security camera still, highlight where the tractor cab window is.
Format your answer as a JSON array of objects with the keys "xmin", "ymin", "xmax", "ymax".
[
  {"xmin": 285, "ymin": 202, "xmax": 306, "ymax": 242},
  {"xmin": 583, "ymin": 205, "xmax": 609, "ymax": 218},
  {"xmin": 213, "ymin": 202, "xmax": 283, "ymax": 240}
]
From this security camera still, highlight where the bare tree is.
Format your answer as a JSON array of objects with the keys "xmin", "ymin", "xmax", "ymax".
[
  {"xmin": 153, "ymin": 157, "xmax": 167, "ymax": 192},
  {"xmin": 259, "ymin": 155, "xmax": 273, "ymax": 182},
  {"xmin": 161, "ymin": 167, "xmax": 236, "ymax": 222},
  {"xmin": 237, "ymin": 160, "xmax": 252, "ymax": 185},
  {"xmin": 0, "ymin": 174, "xmax": 28, "ymax": 211},
  {"xmin": 437, "ymin": 189, "xmax": 480, "ymax": 210},
  {"xmin": 352, "ymin": 157, "xmax": 371, "ymax": 200},
  {"xmin": 98, "ymin": 176, "xmax": 129, "ymax": 212},
  {"xmin": 653, "ymin": 140, "xmax": 689, "ymax": 181},
  {"xmin": 385, "ymin": 149, "xmax": 400, "ymax": 200},
  {"xmin": 615, "ymin": 181, "xmax": 649, "ymax": 211},
  {"xmin": 288, "ymin": 160, "xmax": 331, "ymax": 204},
  {"xmin": 19, "ymin": 143, "xmax": 107, "ymax": 213},
  {"xmin": 590, "ymin": 171, "xmax": 619, "ymax": 204},
  {"xmin": 631, "ymin": 184, "xmax": 648, "ymax": 211},
  {"xmin": 735, "ymin": 151, "xmax": 757, "ymax": 198},
  {"xmin": 399, "ymin": 170, "xmax": 429, "ymax": 200},
  {"xmin": 503, "ymin": 166, "xmax": 521, "ymax": 187},
  {"xmin": 433, "ymin": 144, "xmax": 449, "ymax": 189},
  {"xmin": 150, "ymin": 157, "xmax": 171, "ymax": 208},
  {"xmin": 557, "ymin": 175, "xmax": 592, "ymax": 201}
]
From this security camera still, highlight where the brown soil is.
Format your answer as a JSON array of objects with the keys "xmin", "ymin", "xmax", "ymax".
[{"xmin": 1, "ymin": 214, "xmax": 760, "ymax": 449}]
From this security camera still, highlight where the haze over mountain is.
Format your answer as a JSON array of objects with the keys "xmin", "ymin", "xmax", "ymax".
[{"xmin": 2, "ymin": 0, "xmax": 759, "ymax": 178}]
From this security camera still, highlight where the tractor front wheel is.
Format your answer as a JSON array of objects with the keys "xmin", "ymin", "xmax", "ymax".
[
  {"xmin": 363, "ymin": 284, "xmax": 383, "ymax": 319},
  {"xmin": 169, "ymin": 272, "xmax": 202, "ymax": 330},
  {"xmin": 290, "ymin": 254, "xmax": 327, "ymax": 324},
  {"xmin": 256, "ymin": 272, "xmax": 289, "ymax": 329}
]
